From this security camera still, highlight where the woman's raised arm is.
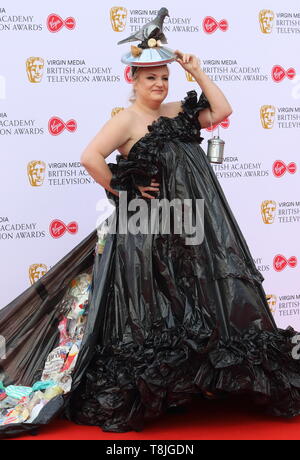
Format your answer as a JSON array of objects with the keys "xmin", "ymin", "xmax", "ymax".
[{"xmin": 175, "ymin": 49, "xmax": 233, "ymax": 129}]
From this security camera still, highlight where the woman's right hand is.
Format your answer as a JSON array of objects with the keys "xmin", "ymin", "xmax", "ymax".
[{"xmin": 137, "ymin": 179, "xmax": 160, "ymax": 199}]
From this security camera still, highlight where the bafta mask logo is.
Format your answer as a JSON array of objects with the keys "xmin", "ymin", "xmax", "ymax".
[
  {"xmin": 111, "ymin": 107, "xmax": 124, "ymax": 117},
  {"xmin": 29, "ymin": 264, "xmax": 48, "ymax": 285},
  {"xmin": 261, "ymin": 200, "xmax": 277, "ymax": 224},
  {"xmin": 27, "ymin": 161, "xmax": 46, "ymax": 187},
  {"xmin": 110, "ymin": 7, "xmax": 128, "ymax": 32},
  {"xmin": 260, "ymin": 105, "xmax": 276, "ymax": 129},
  {"xmin": 259, "ymin": 10, "xmax": 274, "ymax": 34},
  {"xmin": 26, "ymin": 57, "xmax": 45, "ymax": 83},
  {"xmin": 266, "ymin": 294, "xmax": 277, "ymax": 314},
  {"xmin": 186, "ymin": 71, "xmax": 196, "ymax": 82}
]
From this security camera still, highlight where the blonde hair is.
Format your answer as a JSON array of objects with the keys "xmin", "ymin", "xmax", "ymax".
[{"xmin": 129, "ymin": 66, "xmax": 139, "ymax": 103}]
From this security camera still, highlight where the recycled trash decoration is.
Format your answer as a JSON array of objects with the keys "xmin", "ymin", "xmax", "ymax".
[{"xmin": 0, "ymin": 218, "xmax": 110, "ymax": 438}]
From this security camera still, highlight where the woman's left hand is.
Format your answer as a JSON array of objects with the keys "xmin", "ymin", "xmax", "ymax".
[{"xmin": 174, "ymin": 49, "xmax": 202, "ymax": 76}]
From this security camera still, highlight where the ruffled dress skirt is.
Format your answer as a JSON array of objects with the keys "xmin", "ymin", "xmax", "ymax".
[
  {"xmin": 67, "ymin": 90, "xmax": 300, "ymax": 431},
  {"xmin": 1, "ymin": 90, "xmax": 300, "ymax": 437}
]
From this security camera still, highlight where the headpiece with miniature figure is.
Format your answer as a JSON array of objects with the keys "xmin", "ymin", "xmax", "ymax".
[{"xmin": 117, "ymin": 7, "xmax": 178, "ymax": 68}]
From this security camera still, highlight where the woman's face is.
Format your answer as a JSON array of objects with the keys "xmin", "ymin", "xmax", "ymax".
[{"xmin": 133, "ymin": 65, "xmax": 169, "ymax": 104}]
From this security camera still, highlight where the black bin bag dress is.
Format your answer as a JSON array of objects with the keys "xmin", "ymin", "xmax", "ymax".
[{"xmin": 1, "ymin": 90, "xmax": 300, "ymax": 438}]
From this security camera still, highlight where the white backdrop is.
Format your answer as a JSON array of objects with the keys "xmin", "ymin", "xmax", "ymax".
[{"xmin": 0, "ymin": 0, "xmax": 299, "ymax": 330}]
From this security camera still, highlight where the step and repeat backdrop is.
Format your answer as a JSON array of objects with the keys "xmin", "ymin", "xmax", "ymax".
[{"xmin": 0, "ymin": 0, "xmax": 299, "ymax": 329}]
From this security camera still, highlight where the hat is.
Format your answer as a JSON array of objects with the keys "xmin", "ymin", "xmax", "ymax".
[{"xmin": 117, "ymin": 7, "xmax": 178, "ymax": 67}]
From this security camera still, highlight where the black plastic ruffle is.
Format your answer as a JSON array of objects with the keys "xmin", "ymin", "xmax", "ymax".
[
  {"xmin": 68, "ymin": 320, "xmax": 300, "ymax": 432},
  {"xmin": 106, "ymin": 90, "xmax": 210, "ymax": 202},
  {"xmin": 179, "ymin": 89, "xmax": 211, "ymax": 132}
]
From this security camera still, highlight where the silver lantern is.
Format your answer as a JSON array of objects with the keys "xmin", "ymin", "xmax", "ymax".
[{"xmin": 207, "ymin": 125, "xmax": 225, "ymax": 164}]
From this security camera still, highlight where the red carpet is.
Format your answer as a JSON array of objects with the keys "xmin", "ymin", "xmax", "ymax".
[{"xmin": 8, "ymin": 396, "xmax": 300, "ymax": 440}]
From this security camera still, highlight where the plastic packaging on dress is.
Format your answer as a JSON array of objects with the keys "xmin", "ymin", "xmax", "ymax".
[{"xmin": 0, "ymin": 230, "xmax": 100, "ymax": 438}]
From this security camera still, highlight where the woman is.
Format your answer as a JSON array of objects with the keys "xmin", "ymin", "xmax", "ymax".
[
  {"xmin": 80, "ymin": 50, "xmax": 232, "ymax": 202},
  {"xmin": 65, "ymin": 48, "xmax": 300, "ymax": 431},
  {"xmin": 1, "ymin": 43, "xmax": 300, "ymax": 437}
]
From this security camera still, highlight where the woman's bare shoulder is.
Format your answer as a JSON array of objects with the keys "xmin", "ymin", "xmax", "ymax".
[
  {"xmin": 161, "ymin": 100, "xmax": 184, "ymax": 117},
  {"xmin": 100, "ymin": 107, "xmax": 137, "ymax": 137},
  {"xmin": 109, "ymin": 107, "xmax": 136, "ymax": 124},
  {"xmin": 121, "ymin": 101, "xmax": 184, "ymax": 118}
]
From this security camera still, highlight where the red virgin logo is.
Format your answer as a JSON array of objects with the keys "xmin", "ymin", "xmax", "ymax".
[
  {"xmin": 125, "ymin": 66, "xmax": 133, "ymax": 83},
  {"xmin": 206, "ymin": 118, "xmax": 230, "ymax": 131},
  {"xmin": 49, "ymin": 220, "xmax": 78, "ymax": 239},
  {"xmin": 47, "ymin": 14, "xmax": 76, "ymax": 33},
  {"xmin": 272, "ymin": 160, "xmax": 297, "ymax": 178},
  {"xmin": 203, "ymin": 17, "xmax": 229, "ymax": 34},
  {"xmin": 48, "ymin": 117, "xmax": 77, "ymax": 136},
  {"xmin": 273, "ymin": 254, "xmax": 297, "ymax": 272},
  {"xmin": 271, "ymin": 65, "xmax": 296, "ymax": 83}
]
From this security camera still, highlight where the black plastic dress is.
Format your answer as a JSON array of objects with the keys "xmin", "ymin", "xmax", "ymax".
[{"xmin": 1, "ymin": 90, "xmax": 300, "ymax": 438}]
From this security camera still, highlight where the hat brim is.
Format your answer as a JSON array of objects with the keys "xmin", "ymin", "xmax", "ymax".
[{"xmin": 121, "ymin": 46, "xmax": 177, "ymax": 67}]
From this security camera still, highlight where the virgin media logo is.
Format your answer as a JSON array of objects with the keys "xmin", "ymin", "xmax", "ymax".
[
  {"xmin": 47, "ymin": 14, "xmax": 76, "ymax": 33},
  {"xmin": 125, "ymin": 66, "xmax": 133, "ymax": 83},
  {"xmin": 48, "ymin": 117, "xmax": 77, "ymax": 136},
  {"xmin": 49, "ymin": 219, "xmax": 78, "ymax": 239},
  {"xmin": 273, "ymin": 254, "xmax": 297, "ymax": 272},
  {"xmin": 203, "ymin": 17, "xmax": 229, "ymax": 34},
  {"xmin": 206, "ymin": 118, "xmax": 230, "ymax": 131},
  {"xmin": 272, "ymin": 65, "xmax": 296, "ymax": 83},
  {"xmin": 272, "ymin": 160, "xmax": 297, "ymax": 178}
]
